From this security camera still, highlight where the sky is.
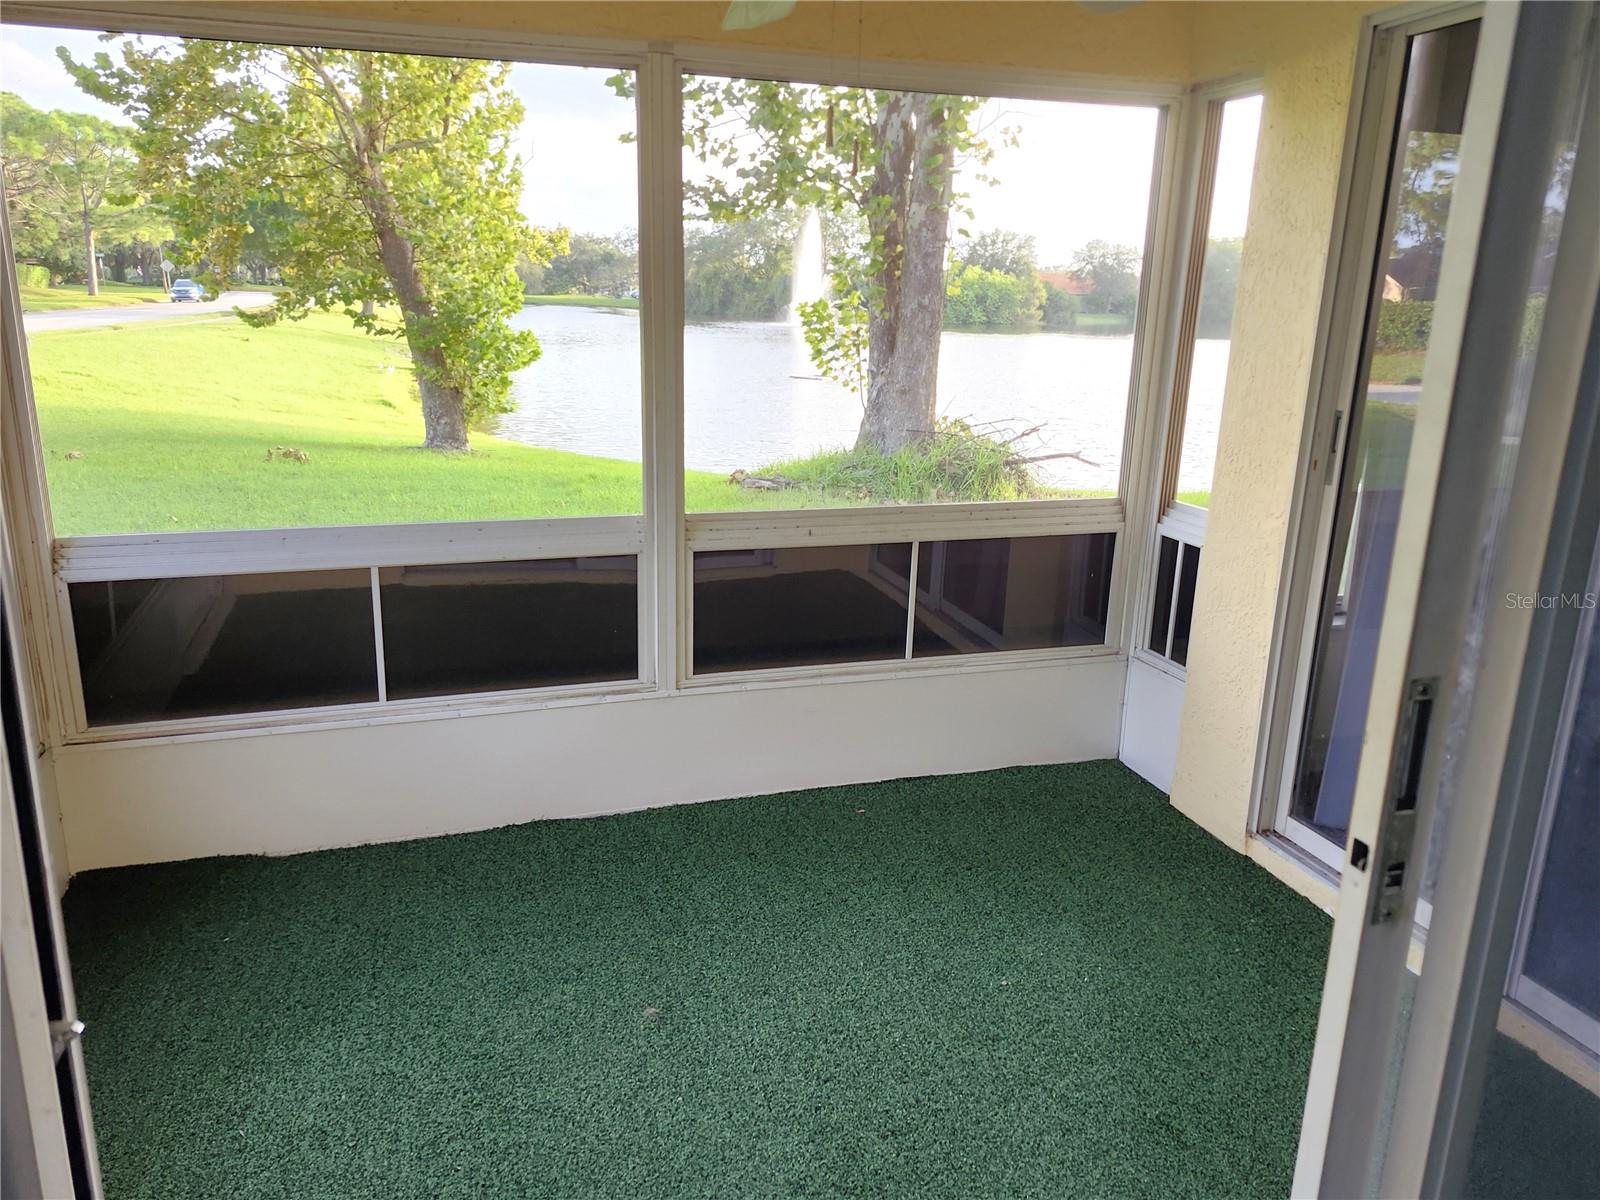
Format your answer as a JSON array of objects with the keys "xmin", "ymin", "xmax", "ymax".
[{"xmin": 2, "ymin": 24, "xmax": 1260, "ymax": 260}]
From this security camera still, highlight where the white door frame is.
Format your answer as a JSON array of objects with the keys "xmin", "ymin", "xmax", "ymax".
[{"xmin": 1294, "ymin": 2, "xmax": 1600, "ymax": 1192}]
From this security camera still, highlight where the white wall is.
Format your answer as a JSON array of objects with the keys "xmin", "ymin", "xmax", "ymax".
[
  {"xmin": 1119, "ymin": 658, "xmax": 1186, "ymax": 793},
  {"xmin": 52, "ymin": 656, "xmax": 1126, "ymax": 872}
]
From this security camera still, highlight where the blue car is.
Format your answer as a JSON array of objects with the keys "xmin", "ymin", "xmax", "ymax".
[{"xmin": 169, "ymin": 279, "xmax": 205, "ymax": 302}]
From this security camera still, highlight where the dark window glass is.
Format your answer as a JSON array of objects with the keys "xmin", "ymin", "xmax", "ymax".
[
  {"xmin": 70, "ymin": 571, "xmax": 377, "ymax": 724},
  {"xmin": 693, "ymin": 544, "xmax": 912, "ymax": 673},
  {"xmin": 912, "ymin": 533, "xmax": 1115, "ymax": 656},
  {"xmin": 1148, "ymin": 535, "xmax": 1179, "ymax": 656},
  {"xmin": 378, "ymin": 557, "xmax": 638, "ymax": 700},
  {"xmin": 1170, "ymin": 542, "xmax": 1201, "ymax": 667}
]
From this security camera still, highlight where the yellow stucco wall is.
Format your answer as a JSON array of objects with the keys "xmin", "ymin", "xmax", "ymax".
[
  {"xmin": 1170, "ymin": 2, "xmax": 1381, "ymax": 849},
  {"xmin": 253, "ymin": 0, "xmax": 1196, "ymax": 79}
]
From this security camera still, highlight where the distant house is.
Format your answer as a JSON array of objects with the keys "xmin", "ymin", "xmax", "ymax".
[
  {"xmin": 1038, "ymin": 270, "xmax": 1095, "ymax": 295},
  {"xmin": 1385, "ymin": 242, "xmax": 1444, "ymax": 301}
]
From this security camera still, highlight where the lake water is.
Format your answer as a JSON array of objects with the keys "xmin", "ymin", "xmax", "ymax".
[{"xmin": 495, "ymin": 305, "xmax": 1230, "ymax": 495}]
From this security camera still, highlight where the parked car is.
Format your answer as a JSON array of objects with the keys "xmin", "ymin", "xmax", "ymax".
[{"xmin": 169, "ymin": 279, "xmax": 206, "ymax": 302}]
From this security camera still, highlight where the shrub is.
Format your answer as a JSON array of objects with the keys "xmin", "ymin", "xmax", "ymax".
[
  {"xmin": 15, "ymin": 264, "xmax": 51, "ymax": 289},
  {"xmin": 1375, "ymin": 299, "xmax": 1432, "ymax": 351},
  {"xmin": 1042, "ymin": 282, "xmax": 1080, "ymax": 328},
  {"xmin": 944, "ymin": 264, "xmax": 1045, "ymax": 328},
  {"xmin": 756, "ymin": 417, "xmax": 1058, "ymax": 505}
]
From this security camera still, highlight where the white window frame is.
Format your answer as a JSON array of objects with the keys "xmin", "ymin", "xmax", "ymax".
[
  {"xmin": 1250, "ymin": 1, "xmax": 1485, "ymax": 876},
  {"xmin": 0, "ymin": 1, "xmax": 1188, "ymax": 748},
  {"xmin": 1128, "ymin": 75, "xmax": 1263, "ymax": 681}
]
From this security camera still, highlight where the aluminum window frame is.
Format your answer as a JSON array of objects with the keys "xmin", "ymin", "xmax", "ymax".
[
  {"xmin": 0, "ymin": 1, "xmax": 1190, "ymax": 746},
  {"xmin": 1250, "ymin": 1, "xmax": 1486, "ymax": 874}
]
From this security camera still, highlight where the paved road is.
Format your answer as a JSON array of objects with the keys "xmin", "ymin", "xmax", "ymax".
[{"xmin": 22, "ymin": 290, "xmax": 276, "ymax": 333}]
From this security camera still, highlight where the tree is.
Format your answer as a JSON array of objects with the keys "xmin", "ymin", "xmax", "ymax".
[
  {"xmin": 65, "ymin": 41, "xmax": 565, "ymax": 450},
  {"xmin": 683, "ymin": 214, "xmax": 796, "ymax": 320},
  {"xmin": 541, "ymin": 232, "xmax": 638, "ymax": 297},
  {"xmin": 0, "ymin": 92, "xmax": 166, "ymax": 294},
  {"xmin": 943, "ymin": 263, "xmax": 1043, "ymax": 327},
  {"xmin": 954, "ymin": 229, "xmax": 1037, "ymax": 278},
  {"xmin": 644, "ymin": 75, "xmax": 1005, "ymax": 454},
  {"xmin": 1069, "ymin": 239, "xmax": 1141, "ymax": 316},
  {"xmin": 1195, "ymin": 237, "xmax": 1242, "ymax": 339}
]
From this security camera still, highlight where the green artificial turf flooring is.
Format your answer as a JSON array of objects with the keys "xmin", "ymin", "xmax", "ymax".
[{"xmin": 66, "ymin": 762, "xmax": 1337, "ymax": 1198}]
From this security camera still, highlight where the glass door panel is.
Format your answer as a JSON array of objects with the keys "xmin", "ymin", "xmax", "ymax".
[{"xmin": 1290, "ymin": 19, "xmax": 1481, "ymax": 854}]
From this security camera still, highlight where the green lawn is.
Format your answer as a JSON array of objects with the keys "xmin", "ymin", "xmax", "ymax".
[
  {"xmin": 1369, "ymin": 349, "xmax": 1426, "ymax": 385},
  {"xmin": 30, "ymin": 311, "xmax": 1114, "ymax": 535},
  {"xmin": 524, "ymin": 293, "xmax": 639, "ymax": 309},
  {"xmin": 31, "ymin": 313, "xmax": 803, "ymax": 535},
  {"xmin": 20, "ymin": 280, "xmax": 170, "ymax": 313}
]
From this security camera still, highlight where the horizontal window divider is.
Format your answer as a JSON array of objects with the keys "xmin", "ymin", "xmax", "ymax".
[
  {"xmin": 59, "ymin": 678, "xmax": 662, "ymax": 748},
  {"xmin": 54, "ymin": 516, "xmax": 646, "ymax": 583},
  {"xmin": 55, "ymin": 644, "xmax": 1126, "ymax": 750},
  {"xmin": 1156, "ymin": 504, "xmax": 1208, "ymax": 547},
  {"xmin": 683, "ymin": 643, "xmax": 1123, "ymax": 689},
  {"xmin": 1131, "ymin": 646, "xmax": 1189, "ymax": 682},
  {"xmin": 0, "ymin": 2, "xmax": 651, "ymax": 69},
  {"xmin": 685, "ymin": 499, "xmax": 1124, "ymax": 551}
]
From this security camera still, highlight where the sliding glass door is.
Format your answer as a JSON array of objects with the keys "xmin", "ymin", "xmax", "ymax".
[{"xmin": 1287, "ymin": 15, "xmax": 1481, "ymax": 863}]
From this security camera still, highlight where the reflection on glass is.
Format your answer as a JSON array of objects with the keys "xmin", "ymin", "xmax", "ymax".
[
  {"xmin": 1291, "ymin": 20, "xmax": 1480, "ymax": 847},
  {"xmin": 693, "ymin": 544, "xmax": 913, "ymax": 673},
  {"xmin": 1169, "ymin": 543, "xmax": 1201, "ymax": 667},
  {"xmin": 681, "ymin": 74, "xmax": 1161, "ymax": 513},
  {"xmin": 378, "ymin": 558, "xmax": 638, "ymax": 700},
  {"xmin": 912, "ymin": 534, "xmax": 1114, "ymax": 656},
  {"xmin": 1175, "ymin": 94, "xmax": 1263, "ymax": 507},
  {"xmin": 70, "ymin": 571, "xmax": 377, "ymax": 724}
]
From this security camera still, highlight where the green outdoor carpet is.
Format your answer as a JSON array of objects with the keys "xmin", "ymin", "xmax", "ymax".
[{"xmin": 65, "ymin": 762, "xmax": 1333, "ymax": 1199}]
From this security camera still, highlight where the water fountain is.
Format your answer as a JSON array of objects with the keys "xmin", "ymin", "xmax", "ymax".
[{"xmin": 787, "ymin": 208, "xmax": 826, "ymax": 321}]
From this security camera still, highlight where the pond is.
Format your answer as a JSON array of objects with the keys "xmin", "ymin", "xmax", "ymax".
[{"xmin": 493, "ymin": 304, "xmax": 1231, "ymax": 496}]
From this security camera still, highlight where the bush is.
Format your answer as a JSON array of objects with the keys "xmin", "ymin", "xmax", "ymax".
[
  {"xmin": 1375, "ymin": 299, "xmax": 1432, "ymax": 351},
  {"xmin": 756, "ymin": 417, "xmax": 1058, "ymax": 504},
  {"xmin": 944, "ymin": 264, "xmax": 1044, "ymax": 328},
  {"xmin": 14, "ymin": 264, "xmax": 51, "ymax": 289},
  {"xmin": 1042, "ymin": 282, "xmax": 1080, "ymax": 329}
]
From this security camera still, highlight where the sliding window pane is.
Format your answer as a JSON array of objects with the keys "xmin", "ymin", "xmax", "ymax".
[
  {"xmin": 1173, "ymin": 95, "xmax": 1263, "ymax": 507},
  {"xmin": 912, "ymin": 533, "xmax": 1115, "ymax": 656},
  {"xmin": 69, "ymin": 571, "xmax": 376, "ymax": 724},
  {"xmin": 681, "ymin": 74, "xmax": 1160, "ymax": 513},
  {"xmin": 5, "ymin": 22, "xmax": 641, "ymax": 534},
  {"xmin": 1148, "ymin": 535, "xmax": 1180, "ymax": 656},
  {"xmin": 693, "ymin": 545, "xmax": 911, "ymax": 673},
  {"xmin": 378, "ymin": 558, "xmax": 638, "ymax": 699}
]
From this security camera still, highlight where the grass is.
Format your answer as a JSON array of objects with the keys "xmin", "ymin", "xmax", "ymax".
[
  {"xmin": 754, "ymin": 419, "xmax": 1068, "ymax": 506},
  {"xmin": 1369, "ymin": 349, "xmax": 1426, "ymax": 385},
  {"xmin": 30, "ymin": 313, "xmax": 1099, "ymax": 533},
  {"xmin": 64, "ymin": 762, "xmax": 1334, "ymax": 1199},
  {"xmin": 1069, "ymin": 312, "xmax": 1136, "ymax": 335},
  {"xmin": 28, "ymin": 313, "xmax": 774, "ymax": 535},
  {"xmin": 19, "ymin": 280, "xmax": 170, "ymax": 313},
  {"xmin": 524, "ymin": 293, "xmax": 639, "ymax": 309}
]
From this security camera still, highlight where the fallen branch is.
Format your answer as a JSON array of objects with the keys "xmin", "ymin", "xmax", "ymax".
[{"xmin": 1006, "ymin": 450, "xmax": 1100, "ymax": 468}]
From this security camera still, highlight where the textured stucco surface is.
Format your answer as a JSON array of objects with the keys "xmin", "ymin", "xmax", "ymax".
[
  {"xmin": 252, "ymin": 0, "xmax": 1197, "ymax": 80},
  {"xmin": 1170, "ymin": 3, "xmax": 1379, "ymax": 848}
]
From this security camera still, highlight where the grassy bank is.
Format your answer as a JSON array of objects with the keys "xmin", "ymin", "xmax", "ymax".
[
  {"xmin": 30, "ymin": 311, "xmax": 1121, "ymax": 534},
  {"xmin": 20, "ymin": 280, "xmax": 169, "ymax": 313},
  {"xmin": 524, "ymin": 293, "xmax": 639, "ymax": 309},
  {"xmin": 31, "ymin": 313, "xmax": 790, "ymax": 535}
]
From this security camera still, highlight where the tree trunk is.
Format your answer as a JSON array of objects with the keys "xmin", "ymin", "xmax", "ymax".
[
  {"xmin": 81, "ymin": 217, "xmax": 99, "ymax": 296},
  {"xmin": 360, "ymin": 165, "xmax": 469, "ymax": 450},
  {"xmin": 855, "ymin": 93, "xmax": 955, "ymax": 455}
]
